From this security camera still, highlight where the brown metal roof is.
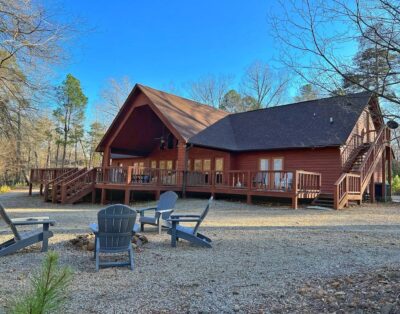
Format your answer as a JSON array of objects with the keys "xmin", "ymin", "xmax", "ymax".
[
  {"xmin": 96, "ymin": 84, "xmax": 228, "ymax": 151},
  {"xmin": 138, "ymin": 84, "xmax": 228, "ymax": 141}
]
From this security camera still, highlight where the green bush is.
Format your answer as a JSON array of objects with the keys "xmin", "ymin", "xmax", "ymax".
[
  {"xmin": 10, "ymin": 252, "xmax": 73, "ymax": 314},
  {"xmin": 393, "ymin": 175, "xmax": 400, "ymax": 194},
  {"xmin": 0, "ymin": 185, "xmax": 11, "ymax": 193}
]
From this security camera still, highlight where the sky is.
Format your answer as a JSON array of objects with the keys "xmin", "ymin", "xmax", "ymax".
[{"xmin": 53, "ymin": 0, "xmax": 282, "ymax": 121}]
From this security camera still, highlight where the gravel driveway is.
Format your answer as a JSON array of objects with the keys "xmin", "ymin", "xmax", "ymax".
[{"xmin": 0, "ymin": 189, "xmax": 399, "ymax": 313}]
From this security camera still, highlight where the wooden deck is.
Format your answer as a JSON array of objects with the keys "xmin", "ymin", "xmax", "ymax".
[{"xmin": 29, "ymin": 167, "xmax": 322, "ymax": 209}]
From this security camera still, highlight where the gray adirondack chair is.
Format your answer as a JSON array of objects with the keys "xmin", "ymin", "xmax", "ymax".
[
  {"xmin": 90, "ymin": 204, "xmax": 137, "ymax": 271},
  {"xmin": 0, "ymin": 203, "xmax": 55, "ymax": 257},
  {"xmin": 167, "ymin": 197, "xmax": 213, "ymax": 248},
  {"xmin": 138, "ymin": 191, "xmax": 178, "ymax": 234}
]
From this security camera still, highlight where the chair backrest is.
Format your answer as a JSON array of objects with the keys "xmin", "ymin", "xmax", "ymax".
[
  {"xmin": 97, "ymin": 204, "xmax": 136, "ymax": 251},
  {"xmin": 0, "ymin": 203, "xmax": 21, "ymax": 240},
  {"xmin": 156, "ymin": 191, "xmax": 178, "ymax": 219},
  {"xmin": 193, "ymin": 197, "xmax": 213, "ymax": 235}
]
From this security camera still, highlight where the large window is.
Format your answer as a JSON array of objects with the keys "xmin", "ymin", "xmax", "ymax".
[
  {"xmin": 166, "ymin": 160, "xmax": 173, "ymax": 170},
  {"xmin": 159, "ymin": 160, "xmax": 166, "ymax": 169},
  {"xmin": 194, "ymin": 159, "xmax": 202, "ymax": 171},
  {"xmin": 215, "ymin": 158, "xmax": 224, "ymax": 184},
  {"xmin": 203, "ymin": 159, "xmax": 211, "ymax": 171},
  {"xmin": 215, "ymin": 158, "xmax": 224, "ymax": 171}
]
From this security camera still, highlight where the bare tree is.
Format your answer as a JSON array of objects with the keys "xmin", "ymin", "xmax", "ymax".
[
  {"xmin": 187, "ymin": 74, "xmax": 233, "ymax": 108},
  {"xmin": 270, "ymin": 0, "xmax": 400, "ymax": 119},
  {"xmin": 240, "ymin": 61, "xmax": 289, "ymax": 109},
  {"xmin": 96, "ymin": 76, "xmax": 133, "ymax": 125}
]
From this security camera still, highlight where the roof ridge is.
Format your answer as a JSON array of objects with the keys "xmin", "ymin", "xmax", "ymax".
[
  {"xmin": 137, "ymin": 83, "xmax": 227, "ymax": 114},
  {"xmin": 228, "ymin": 91, "xmax": 373, "ymax": 117}
]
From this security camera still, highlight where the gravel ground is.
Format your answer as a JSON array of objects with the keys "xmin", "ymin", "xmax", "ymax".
[{"xmin": 0, "ymin": 189, "xmax": 400, "ymax": 313}]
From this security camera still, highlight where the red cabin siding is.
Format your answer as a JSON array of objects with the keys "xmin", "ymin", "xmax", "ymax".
[{"xmin": 232, "ymin": 147, "xmax": 342, "ymax": 193}]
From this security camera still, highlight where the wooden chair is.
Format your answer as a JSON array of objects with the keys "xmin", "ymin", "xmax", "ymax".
[
  {"xmin": 90, "ymin": 204, "xmax": 137, "ymax": 271},
  {"xmin": 137, "ymin": 191, "xmax": 178, "ymax": 234},
  {"xmin": 167, "ymin": 197, "xmax": 213, "ymax": 248},
  {"xmin": 0, "ymin": 203, "xmax": 55, "ymax": 257}
]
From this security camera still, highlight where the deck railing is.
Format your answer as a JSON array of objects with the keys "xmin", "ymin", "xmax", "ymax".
[
  {"xmin": 96, "ymin": 167, "xmax": 182, "ymax": 186},
  {"xmin": 30, "ymin": 168, "xmax": 76, "ymax": 184}
]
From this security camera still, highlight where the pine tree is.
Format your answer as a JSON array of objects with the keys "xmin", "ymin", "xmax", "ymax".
[{"xmin": 53, "ymin": 74, "xmax": 88, "ymax": 168}]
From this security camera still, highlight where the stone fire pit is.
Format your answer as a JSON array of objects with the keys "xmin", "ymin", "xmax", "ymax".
[{"xmin": 69, "ymin": 233, "xmax": 149, "ymax": 251}]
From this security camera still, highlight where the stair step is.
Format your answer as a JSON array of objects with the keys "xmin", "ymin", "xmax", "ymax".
[{"xmin": 314, "ymin": 199, "xmax": 334, "ymax": 204}]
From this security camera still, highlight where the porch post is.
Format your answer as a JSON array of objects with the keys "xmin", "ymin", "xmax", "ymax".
[
  {"xmin": 292, "ymin": 171, "xmax": 298, "ymax": 209},
  {"xmin": 177, "ymin": 141, "xmax": 187, "ymax": 195},
  {"xmin": 381, "ymin": 149, "xmax": 386, "ymax": 202},
  {"xmin": 369, "ymin": 172, "xmax": 375, "ymax": 203},
  {"xmin": 102, "ymin": 146, "xmax": 111, "ymax": 168},
  {"xmin": 387, "ymin": 147, "xmax": 392, "ymax": 200},
  {"xmin": 124, "ymin": 189, "xmax": 130, "ymax": 205},
  {"xmin": 101, "ymin": 188, "xmax": 106, "ymax": 205}
]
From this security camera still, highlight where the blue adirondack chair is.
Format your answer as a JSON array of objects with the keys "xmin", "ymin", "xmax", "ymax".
[
  {"xmin": 167, "ymin": 197, "xmax": 213, "ymax": 248},
  {"xmin": 0, "ymin": 203, "xmax": 55, "ymax": 256},
  {"xmin": 89, "ymin": 204, "xmax": 137, "ymax": 271},
  {"xmin": 137, "ymin": 191, "xmax": 178, "ymax": 234}
]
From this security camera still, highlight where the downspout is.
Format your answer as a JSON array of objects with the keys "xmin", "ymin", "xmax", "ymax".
[{"xmin": 182, "ymin": 143, "xmax": 193, "ymax": 197}]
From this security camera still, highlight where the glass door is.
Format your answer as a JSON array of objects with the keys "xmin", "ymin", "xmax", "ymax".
[{"xmin": 273, "ymin": 158, "xmax": 283, "ymax": 189}]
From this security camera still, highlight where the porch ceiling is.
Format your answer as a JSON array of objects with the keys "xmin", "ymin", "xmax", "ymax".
[{"xmin": 109, "ymin": 105, "xmax": 177, "ymax": 155}]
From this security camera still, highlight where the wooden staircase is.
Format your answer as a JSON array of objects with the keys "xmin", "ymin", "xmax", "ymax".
[
  {"xmin": 333, "ymin": 127, "xmax": 389, "ymax": 209},
  {"xmin": 312, "ymin": 193, "xmax": 334, "ymax": 208},
  {"xmin": 44, "ymin": 168, "xmax": 96, "ymax": 204},
  {"xmin": 312, "ymin": 127, "xmax": 389, "ymax": 209}
]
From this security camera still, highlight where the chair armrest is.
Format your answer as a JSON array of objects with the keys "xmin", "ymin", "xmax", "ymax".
[
  {"xmin": 135, "ymin": 207, "xmax": 157, "ymax": 213},
  {"xmin": 157, "ymin": 209, "xmax": 174, "ymax": 214},
  {"xmin": 167, "ymin": 217, "xmax": 201, "ymax": 223},
  {"xmin": 89, "ymin": 223, "xmax": 98, "ymax": 233},
  {"xmin": 170, "ymin": 214, "xmax": 201, "ymax": 218},
  {"xmin": 11, "ymin": 217, "xmax": 56, "ymax": 226}
]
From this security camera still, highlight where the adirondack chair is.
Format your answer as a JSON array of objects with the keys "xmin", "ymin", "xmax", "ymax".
[
  {"xmin": 167, "ymin": 197, "xmax": 213, "ymax": 248},
  {"xmin": 89, "ymin": 204, "xmax": 137, "ymax": 271},
  {"xmin": 137, "ymin": 191, "xmax": 178, "ymax": 234},
  {"xmin": 0, "ymin": 203, "xmax": 55, "ymax": 257}
]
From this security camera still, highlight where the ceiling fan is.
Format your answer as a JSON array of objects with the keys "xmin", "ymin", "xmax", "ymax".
[{"xmin": 154, "ymin": 126, "xmax": 167, "ymax": 149}]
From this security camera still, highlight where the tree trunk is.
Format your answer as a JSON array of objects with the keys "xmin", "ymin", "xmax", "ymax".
[
  {"xmin": 55, "ymin": 141, "xmax": 60, "ymax": 167},
  {"xmin": 45, "ymin": 140, "xmax": 51, "ymax": 168}
]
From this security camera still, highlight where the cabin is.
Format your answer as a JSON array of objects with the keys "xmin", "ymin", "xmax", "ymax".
[{"xmin": 29, "ymin": 84, "xmax": 393, "ymax": 209}]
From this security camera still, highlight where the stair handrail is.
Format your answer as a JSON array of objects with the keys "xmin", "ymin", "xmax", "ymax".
[
  {"xmin": 357, "ymin": 126, "xmax": 387, "ymax": 186},
  {"xmin": 341, "ymin": 133, "xmax": 365, "ymax": 167},
  {"xmin": 61, "ymin": 168, "xmax": 96, "ymax": 203},
  {"xmin": 48, "ymin": 168, "xmax": 79, "ymax": 185},
  {"xmin": 334, "ymin": 126, "xmax": 387, "ymax": 209}
]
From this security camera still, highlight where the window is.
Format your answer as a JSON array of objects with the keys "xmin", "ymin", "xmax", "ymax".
[
  {"xmin": 273, "ymin": 158, "xmax": 283, "ymax": 189},
  {"xmin": 215, "ymin": 158, "xmax": 224, "ymax": 171},
  {"xmin": 150, "ymin": 160, "xmax": 157, "ymax": 169},
  {"xmin": 187, "ymin": 159, "xmax": 191, "ymax": 171},
  {"xmin": 166, "ymin": 160, "xmax": 173, "ymax": 170},
  {"xmin": 258, "ymin": 159, "xmax": 270, "ymax": 188},
  {"xmin": 215, "ymin": 158, "xmax": 224, "ymax": 184},
  {"xmin": 259, "ymin": 159, "xmax": 269, "ymax": 171},
  {"xmin": 203, "ymin": 159, "xmax": 211, "ymax": 171},
  {"xmin": 159, "ymin": 160, "xmax": 166, "ymax": 169},
  {"xmin": 194, "ymin": 159, "xmax": 202, "ymax": 171}
]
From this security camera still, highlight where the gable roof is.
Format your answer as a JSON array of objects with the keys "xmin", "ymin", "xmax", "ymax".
[
  {"xmin": 188, "ymin": 92, "xmax": 374, "ymax": 152},
  {"xmin": 97, "ymin": 84, "xmax": 228, "ymax": 151},
  {"xmin": 138, "ymin": 84, "xmax": 228, "ymax": 140}
]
